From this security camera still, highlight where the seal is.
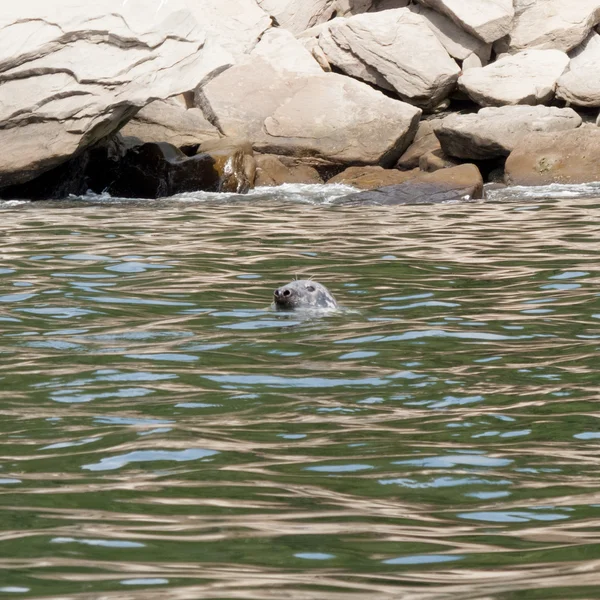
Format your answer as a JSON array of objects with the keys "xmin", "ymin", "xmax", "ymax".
[{"xmin": 273, "ymin": 279, "xmax": 338, "ymax": 311}]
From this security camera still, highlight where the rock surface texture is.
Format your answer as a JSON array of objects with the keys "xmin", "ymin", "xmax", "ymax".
[
  {"xmin": 497, "ymin": 0, "xmax": 600, "ymax": 53},
  {"xmin": 121, "ymin": 100, "xmax": 221, "ymax": 149},
  {"xmin": 505, "ymin": 128, "xmax": 600, "ymax": 185},
  {"xmin": 317, "ymin": 9, "xmax": 460, "ymax": 110},
  {"xmin": 199, "ymin": 28, "xmax": 422, "ymax": 165},
  {"xmin": 433, "ymin": 106, "xmax": 582, "ymax": 160},
  {"xmin": 458, "ymin": 49, "xmax": 570, "ymax": 106},
  {"xmin": 556, "ymin": 32, "xmax": 600, "ymax": 107},
  {"xmin": 0, "ymin": 0, "xmax": 265, "ymax": 189},
  {"xmin": 416, "ymin": 0, "xmax": 514, "ymax": 43}
]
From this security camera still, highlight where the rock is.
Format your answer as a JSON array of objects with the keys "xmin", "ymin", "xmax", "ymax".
[
  {"xmin": 0, "ymin": 0, "xmax": 266, "ymax": 190},
  {"xmin": 120, "ymin": 100, "xmax": 221, "ymax": 150},
  {"xmin": 556, "ymin": 32, "xmax": 600, "ymax": 107},
  {"xmin": 318, "ymin": 22, "xmax": 394, "ymax": 92},
  {"xmin": 300, "ymin": 37, "xmax": 332, "ymax": 71},
  {"xmin": 199, "ymin": 28, "xmax": 422, "ymax": 165},
  {"xmin": 409, "ymin": 3, "xmax": 491, "ymax": 63},
  {"xmin": 255, "ymin": 155, "xmax": 323, "ymax": 186},
  {"xmin": 433, "ymin": 106, "xmax": 582, "ymax": 160},
  {"xmin": 185, "ymin": 0, "xmax": 271, "ymax": 59},
  {"xmin": 416, "ymin": 0, "xmax": 514, "ymax": 43},
  {"xmin": 333, "ymin": 0, "xmax": 410, "ymax": 15},
  {"xmin": 327, "ymin": 166, "xmax": 419, "ymax": 189},
  {"xmin": 396, "ymin": 120, "xmax": 442, "ymax": 169},
  {"xmin": 257, "ymin": 0, "xmax": 336, "ymax": 34},
  {"xmin": 100, "ymin": 142, "xmax": 223, "ymax": 198},
  {"xmin": 199, "ymin": 139, "xmax": 257, "ymax": 194},
  {"xmin": 462, "ymin": 52, "xmax": 485, "ymax": 70},
  {"xmin": 317, "ymin": 9, "xmax": 460, "ymax": 109},
  {"xmin": 419, "ymin": 149, "xmax": 461, "ymax": 172},
  {"xmin": 458, "ymin": 49, "xmax": 570, "ymax": 106},
  {"xmin": 505, "ymin": 128, "xmax": 600, "ymax": 185},
  {"xmin": 337, "ymin": 164, "xmax": 483, "ymax": 204},
  {"xmin": 496, "ymin": 0, "xmax": 600, "ymax": 53}
]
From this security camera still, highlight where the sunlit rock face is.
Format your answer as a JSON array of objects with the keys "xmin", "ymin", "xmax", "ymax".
[
  {"xmin": 0, "ymin": 0, "xmax": 270, "ymax": 190},
  {"xmin": 198, "ymin": 28, "xmax": 422, "ymax": 166},
  {"xmin": 315, "ymin": 9, "xmax": 460, "ymax": 110}
]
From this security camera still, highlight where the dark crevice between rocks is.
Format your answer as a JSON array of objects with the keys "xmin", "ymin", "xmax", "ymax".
[{"xmin": 0, "ymin": 137, "xmax": 236, "ymax": 201}]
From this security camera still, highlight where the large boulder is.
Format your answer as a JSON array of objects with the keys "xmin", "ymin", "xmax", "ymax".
[
  {"xmin": 409, "ymin": 4, "xmax": 492, "ymax": 65},
  {"xmin": 0, "ymin": 0, "xmax": 266, "ymax": 190},
  {"xmin": 198, "ymin": 28, "xmax": 422, "ymax": 165},
  {"xmin": 416, "ymin": 0, "xmax": 514, "ymax": 43},
  {"xmin": 496, "ymin": 0, "xmax": 600, "ymax": 53},
  {"xmin": 120, "ymin": 100, "xmax": 221, "ymax": 150},
  {"xmin": 256, "ymin": 0, "xmax": 336, "ymax": 34},
  {"xmin": 433, "ymin": 106, "xmax": 582, "ymax": 160},
  {"xmin": 317, "ymin": 9, "xmax": 460, "ymax": 110},
  {"xmin": 184, "ymin": 0, "xmax": 271, "ymax": 59},
  {"xmin": 458, "ymin": 49, "xmax": 570, "ymax": 106},
  {"xmin": 336, "ymin": 164, "xmax": 484, "ymax": 204},
  {"xmin": 505, "ymin": 128, "xmax": 600, "ymax": 185},
  {"xmin": 556, "ymin": 32, "xmax": 600, "ymax": 107},
  {"xmin": 257, "ymin": 0, "xmax": 410, "ymax": 33}
]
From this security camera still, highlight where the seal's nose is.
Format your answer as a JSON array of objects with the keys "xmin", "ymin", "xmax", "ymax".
[{"xmin": 274, "ymin": 287, "xmax": 292, "ymax": 299}]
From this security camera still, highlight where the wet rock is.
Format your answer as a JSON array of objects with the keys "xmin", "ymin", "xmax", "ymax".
[
  {"xmin": 505, "ymin": 128, "xmax": 600, "ymax": 185},
  {"xmin": 327, "ymin": 166, "xmax": 419, "ymax": 189},
  {"xmin": 337, "ymin": 164, "xmax": 484, "ymax": 204},
  {"xmin": 317, "ymin": 9, "xmax": 460, "ymax": 110},
  {"xmin": 556, "ymin": 32, "xmax": 600, "ymax": 107},
  {"xmin": 102, "ymin": 142, "xmax": 222, "ymax": 198},
  {"xmin": 416, "ymin": 0, "xmax": 514, "ymax": 43},
  {"xmin": 433, "ymin": 106, "xmax": 582, "ymax": 160},
  {"xmin": 496, "ymin": 0, "xmax": 600, "ymax": 53},
  {"xmin": 255, "ymin": 155, "xmax": 323, "ymax": 186},
  {"xmin": 0, "ymin": 1, "xmax": 262, "ymax": 191},
  {"xmin": 458, "ymin": 49, "xmax": 570, "ymax": 106},
  {"xmin": 199, "ymin": 139, "xmax": 257, "ymax": 194},
  {"xmin": 396, "ymin": 120, "xmax": 442, "ymax": 170},
  {"xmin": 120, "ymin": 100, "xmax": 221, "ymax": 151},
  {"xmin": 199, "ymin": 28, "xmax": 422, "ymax": 165},
  {"xmin": 409, "ymin": 3, "xmax": 492, "ymax": 64}
]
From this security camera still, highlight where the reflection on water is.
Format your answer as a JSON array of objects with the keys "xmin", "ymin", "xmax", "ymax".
[{"xmin": 1, "ymin": 187, "xmax": 600, "ymax": 598}]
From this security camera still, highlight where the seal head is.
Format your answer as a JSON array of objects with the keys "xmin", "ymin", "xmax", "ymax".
[{"xmin": 273, "ymin": 280, "xmax": 338, "ymax": 311}]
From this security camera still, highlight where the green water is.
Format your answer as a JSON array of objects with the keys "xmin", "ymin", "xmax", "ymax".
[{"xmin": 2, "ymin": 191, "xmax": 600, "ymax": 599}]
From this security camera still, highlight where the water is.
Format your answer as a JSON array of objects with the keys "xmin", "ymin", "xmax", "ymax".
[{"xmin": 2, "ymin": 184, "xmax": 600, "ymax": 599}]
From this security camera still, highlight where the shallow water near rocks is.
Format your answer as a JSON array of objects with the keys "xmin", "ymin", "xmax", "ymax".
[{"xmin": 2, "ymin": 183, "xmax": 600, "ymax": 599}]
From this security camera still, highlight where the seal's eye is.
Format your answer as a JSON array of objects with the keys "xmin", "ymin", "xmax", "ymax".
[{"xmin": 306, "ymin": 285, "xmax": 315, "ymax": 292}]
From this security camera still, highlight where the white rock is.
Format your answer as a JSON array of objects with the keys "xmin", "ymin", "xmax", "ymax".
[
  {"xmin": 416, "ymin": 0, "xmax": 514, "ymax": 43},
  {"xmin": 185, "ymin": 0, "xmax": 271, "ymax": 59},
  {"xmin": 0, "ymin": 0, "xmax": 270, "ymax": 188},
  {"xmin": 199, "ymin": 28, "xmax": 422, "ymax": 165},
  {"xmin": 433, "ymin": 105, "xmax": 583, "ymax": 160},
  {"xmin": 120, "ymin": 100, "xmax": 221, "ymax": 148},
  {"xmin": 318, "ymin": 9, "xmax": 460, "ymax": 109},
  {"xmin": 458, "ymin": 49, "xmax": 570, "ymax": 106},
  {"xmin": 409, "ymin": 3, "xmax": 491, "ymax": 62},
  {"xmin": 257, "ymin": 0, "xmax": 336, "ymax": 34},
  {"xmin": 497, "ymin": 0, "xmax": 600, "ymax": 53},
  {"xmin": 556, "ymin": 32, "xmax": 600, "ymax": 107}
]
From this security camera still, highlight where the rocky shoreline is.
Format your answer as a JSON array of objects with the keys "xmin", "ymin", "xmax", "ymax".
[{"xmin": 2, "ymin": 1, "xmax": 600, "ymax": 203}]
